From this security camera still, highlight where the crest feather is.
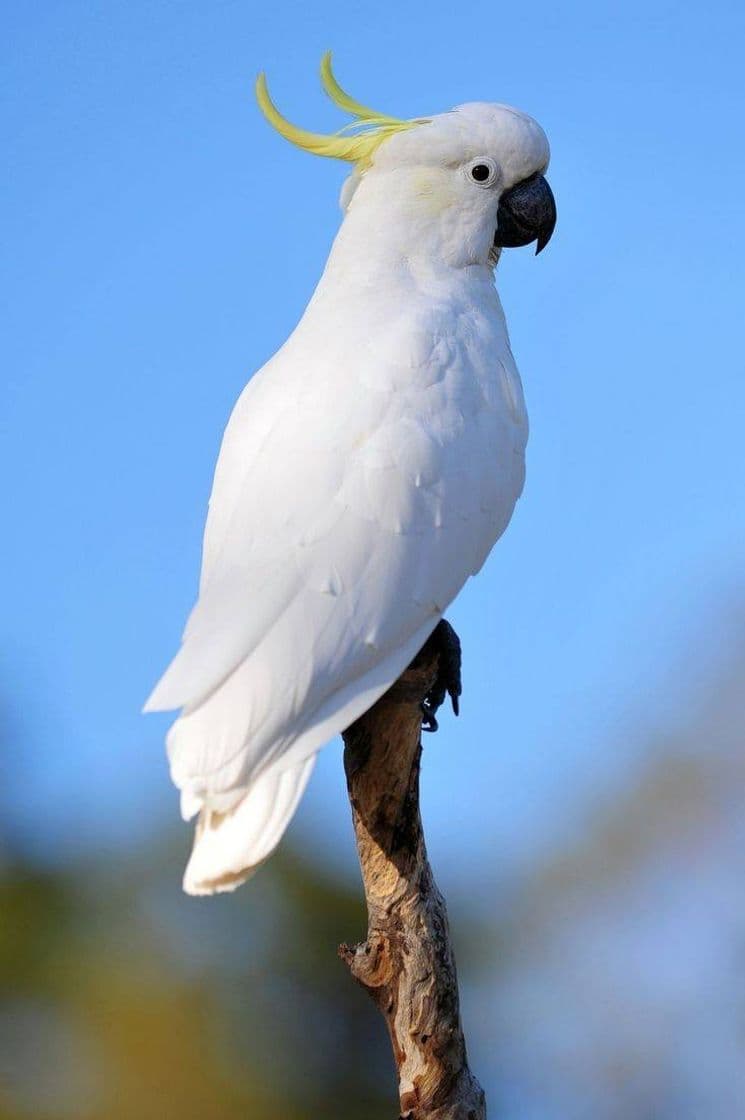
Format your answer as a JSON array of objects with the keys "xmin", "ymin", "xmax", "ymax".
[
  {"xmin": 255, "ymin": 56, "xmax": 415, "ymax": 170},
  {"xmin": 319, "ymin": 51, "xmax": 403, "ymax": 125}
]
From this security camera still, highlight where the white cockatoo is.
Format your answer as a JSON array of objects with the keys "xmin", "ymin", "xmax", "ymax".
[{"xmin": 146, "ymin": 55, "xmax": 556, "ymax": 895}]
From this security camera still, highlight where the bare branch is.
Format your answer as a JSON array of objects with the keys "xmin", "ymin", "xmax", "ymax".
[{"xmin": 340, "ymin": 624, "xmax": 486, "ymax": 1119}]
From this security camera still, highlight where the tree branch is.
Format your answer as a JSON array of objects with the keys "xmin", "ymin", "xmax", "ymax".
[{"xmin": 340, "ymin": 624, "xmax": 486, "ymax": 1119}]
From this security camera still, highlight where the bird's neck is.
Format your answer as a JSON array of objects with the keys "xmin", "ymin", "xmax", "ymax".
[{"xmin": 321, "ymin": 167, "xmax": 495, "ymax": 283}]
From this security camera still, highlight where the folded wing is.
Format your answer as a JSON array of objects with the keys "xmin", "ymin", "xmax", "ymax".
[{"xmin": 146, "ymin": 309, "xmax": 525, "ymax": 882}]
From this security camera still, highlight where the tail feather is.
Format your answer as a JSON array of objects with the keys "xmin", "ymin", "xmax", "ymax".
[{"xmin": 182, "ymin": 753, "xmax": 316, "ymax": 896}]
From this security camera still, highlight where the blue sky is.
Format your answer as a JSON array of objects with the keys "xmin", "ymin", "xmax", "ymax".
[{"xmin": 3, "ymin": 0, "xmax": 744, "ymax": 880}]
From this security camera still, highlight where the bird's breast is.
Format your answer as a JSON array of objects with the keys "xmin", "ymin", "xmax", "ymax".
[{"xmin": 314, "ymin": 286, "xmax": 529, "ymax": 568}]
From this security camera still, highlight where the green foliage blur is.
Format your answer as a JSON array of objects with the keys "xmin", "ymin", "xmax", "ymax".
[{"xmin": 0, "ymin": 844, "xmax": 397, "ymax": 1119}]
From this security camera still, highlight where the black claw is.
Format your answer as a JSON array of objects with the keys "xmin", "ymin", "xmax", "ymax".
[
  {"xmin": 420, "ymin": 620, "xmax": 462, "ymax": 733},
  {"xmin": 420, "ymin": 701, "xmax": 439, "ymax": 734}
]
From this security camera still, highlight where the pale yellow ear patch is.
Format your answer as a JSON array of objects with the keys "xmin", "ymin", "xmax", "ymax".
[{"xmin": 410, "ymin": 170, "xmax": 457, "ymax": 214}]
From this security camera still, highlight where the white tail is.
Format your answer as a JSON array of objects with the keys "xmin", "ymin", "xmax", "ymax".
[{"xmin": 182, "ymin": 754, "xmax": 317, "ymax": 895}]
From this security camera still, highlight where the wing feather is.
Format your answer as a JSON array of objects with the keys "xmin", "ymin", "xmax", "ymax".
[{"xmin": 147, "ymin": 300, "xmax": 527, "ymax": 823}]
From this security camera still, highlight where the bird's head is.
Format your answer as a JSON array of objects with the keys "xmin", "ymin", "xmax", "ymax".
[{"xmin": 256, "ymin": 54, "xmax": 556, "ymax": 270}]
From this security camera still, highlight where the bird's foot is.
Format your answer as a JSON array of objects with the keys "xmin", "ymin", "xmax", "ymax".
[{"xmin": 420, "ymin": 619, "xmax": 462, "ymax": 733}]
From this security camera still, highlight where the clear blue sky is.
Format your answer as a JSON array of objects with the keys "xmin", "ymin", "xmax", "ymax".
[{"xmin": 3, "ymin": 0, "xmax": 744, "ymax": 877}]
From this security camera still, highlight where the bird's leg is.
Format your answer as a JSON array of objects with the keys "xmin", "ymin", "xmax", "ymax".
[{"xmin": 419, "ymin": 619, "xmax": 462, "ymax": 733}]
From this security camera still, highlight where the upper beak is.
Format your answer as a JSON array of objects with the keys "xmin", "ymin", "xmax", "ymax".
[{"xmin": 494, "ymin": 173, "xmax": 557, "ymax": 255}]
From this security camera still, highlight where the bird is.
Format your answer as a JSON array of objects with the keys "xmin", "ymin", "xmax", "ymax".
[{"xmin": 145, "ymin": 54, "xmax": 556, "ymax": 895}]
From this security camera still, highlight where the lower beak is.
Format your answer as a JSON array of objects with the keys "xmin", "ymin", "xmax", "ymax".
[{"xmin": 493, "ymin": 173, "xmax": 556, "ymax": 255}]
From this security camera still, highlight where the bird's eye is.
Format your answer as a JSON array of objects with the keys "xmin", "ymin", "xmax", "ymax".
[{"xmin": 466, "ymin": 158, "xmax": 498, "ymax": 188}]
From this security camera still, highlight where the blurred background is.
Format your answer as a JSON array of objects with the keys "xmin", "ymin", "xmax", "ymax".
[{"xmin": 2, "ymin": 1, "xmax": 745, "ymax": 1116}]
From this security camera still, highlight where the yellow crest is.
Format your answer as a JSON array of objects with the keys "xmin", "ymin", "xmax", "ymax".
[{"xmin": 255, "ymin": 52, "xmax": 416, "ymax": 170}]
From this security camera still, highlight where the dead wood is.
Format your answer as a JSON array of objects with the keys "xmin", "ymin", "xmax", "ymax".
[{"xmin": 340, "ymin": 625, "xmax": 486, "ymax": 1119}]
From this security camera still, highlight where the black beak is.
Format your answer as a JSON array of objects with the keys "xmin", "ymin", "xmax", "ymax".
[{"xmin": 494, "ymin": 173, "xmax": 556, "ymax": 255}]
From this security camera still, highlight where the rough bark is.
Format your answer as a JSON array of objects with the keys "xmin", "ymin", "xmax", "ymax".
[{"xmin": 340, "ymin": 628, "xmax": 486, "ymax": 1120}]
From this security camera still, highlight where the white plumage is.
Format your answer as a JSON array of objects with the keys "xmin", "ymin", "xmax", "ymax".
[{"xmin": 146, "ymin": 72, "xmax": 553, "ymax": 895}]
